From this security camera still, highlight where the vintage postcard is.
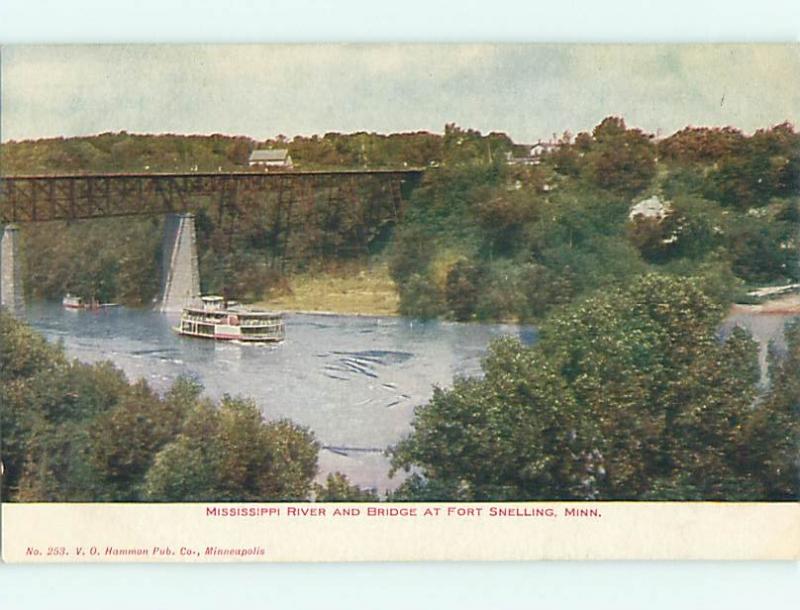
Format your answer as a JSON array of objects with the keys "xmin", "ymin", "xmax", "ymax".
[{"xmin": 0, "ymin": 44, "xmax": 798, "ymax": 562}]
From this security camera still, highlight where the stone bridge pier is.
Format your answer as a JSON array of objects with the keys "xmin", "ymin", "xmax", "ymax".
[
  {"xmin": 0, "ymin": 215, "xmax": 200, "ymax": 317},
  {"xmin": 0, "ymin": 224, "xmax": 25, "ymax": 318},
  {"xmin": 158, "ymin": 213, "xmax": 201, "ymax": 313}
]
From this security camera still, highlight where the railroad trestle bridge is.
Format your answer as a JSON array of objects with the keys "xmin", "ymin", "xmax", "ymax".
[{"xmin": 0, "ymin": 169, "xmax": 424, "ymax": 315}]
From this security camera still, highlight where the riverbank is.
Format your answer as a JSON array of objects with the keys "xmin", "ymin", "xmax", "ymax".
[
  {"xmin": 255, "ymin": 264, "xmax": 400, "ymax": 317},
  {"xmin": 732, "ymin": 293, "xmax": 800, "ymax": 315}
]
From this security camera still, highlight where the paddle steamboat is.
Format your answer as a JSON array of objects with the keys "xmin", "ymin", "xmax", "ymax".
[{"xmin": 175, "ymin": 296, "xmax": 285, "ymax": 343}]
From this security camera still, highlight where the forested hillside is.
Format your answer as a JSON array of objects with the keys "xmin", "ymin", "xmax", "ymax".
[
  {"xmin": 391, "ymin": 119, "xmax": 799, "ymax": 321},
  {"xmin": 3, "ymin": 119, "xmax": 798, "ymax": 319}
]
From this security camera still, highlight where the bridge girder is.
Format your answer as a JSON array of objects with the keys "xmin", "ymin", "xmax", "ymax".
[{"xmin": 0, "ymin": 170, "xmax": 423, "ymax": 224}]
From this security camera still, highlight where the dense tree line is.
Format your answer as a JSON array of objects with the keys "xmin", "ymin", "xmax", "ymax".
[
  {"xmin": 390, "ymin": 119, "xmax": 799, "ymax": 321},
  {"xmin": 0, "ymin": 312, "xmax": 370, "ymax": 502},
  {"xmin": 0, "ymin": 131, "xmax": 443, "ymax": 176},
  {"xmin": 390, "ymin": 274, "xmax": 799, "ymax": 501},
  {"xmin": 7, "ymin": 120, "xmax": 796, "ymax": 318},
  {"xmin": 21, "ymin": 216, "xmax": 163, "ymax": 305}
]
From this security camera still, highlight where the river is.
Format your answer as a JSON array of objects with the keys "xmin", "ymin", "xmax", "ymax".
[
  {"xmin": 722, "ymin": 309, "xmax": 799, "ymax": 384},
  {"xmin": 24, "ymin": 302, "xmax": 797, "ymax": 494},
  {"xmin": 25, "ymin": 302, "xmax": 537, "ymax": 493}
]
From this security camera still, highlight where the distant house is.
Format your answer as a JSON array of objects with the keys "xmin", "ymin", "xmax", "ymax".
[
  {"xmin": 248, "ymin": 149, "xmax": 293, "ymax": 170},
  {"xmin": 506, "ymin": 140, "xmax": 558, "ymax": 166},
  {"xmin": 529, "ymin": 141, "xmax": 557, "ymax": 158}
]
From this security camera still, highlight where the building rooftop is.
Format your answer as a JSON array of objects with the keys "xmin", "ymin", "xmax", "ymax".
[{"xmin": 249, "ymin": 149, "xmax": 290, "ymax": 162}]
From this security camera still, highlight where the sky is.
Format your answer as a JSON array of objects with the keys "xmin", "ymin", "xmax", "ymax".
[{"xmin": 1, "ymin": 44, "xmax": 799, "ymax": 144}]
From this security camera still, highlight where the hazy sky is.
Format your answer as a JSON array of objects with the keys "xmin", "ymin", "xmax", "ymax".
[{"xmin": 2, "ymin": 44, "xmax": 798, "ymax": 143}]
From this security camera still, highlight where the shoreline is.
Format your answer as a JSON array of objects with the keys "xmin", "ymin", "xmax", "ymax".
[
  {"xmin": 731, "ymin": 293, "xmax": 800, "ymax": 316},
  {"xmin": 274, "ymin": 307, "xmax": 400, "ymax": 319},
  {"xmin": 253, "ymin": 264, "xmax": 401, "ymax": 319}
]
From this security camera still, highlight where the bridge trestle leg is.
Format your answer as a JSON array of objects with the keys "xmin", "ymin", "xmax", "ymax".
[
  {"xmin": 158, "ymin": 213, "xmax": 201, "ymax": 313},
  {"xmin": 0, "ymin": 224, "xmax": 25, "ymax": 318}
]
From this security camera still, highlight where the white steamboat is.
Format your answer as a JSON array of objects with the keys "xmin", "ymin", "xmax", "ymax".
[{"xmin": 175, "ymin": 296, "xmax": 285, "ymax": 343}]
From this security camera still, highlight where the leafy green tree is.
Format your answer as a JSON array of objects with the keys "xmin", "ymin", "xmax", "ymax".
[
  {"xmin": 473, "ymin": 260, "xmax": 528, "ymax": 321},
  {"xmin": 725, "ymin": 209, "xmax": 799, "ymax": 284},
  {"xmin": 391, "ymin": 344, "xmax": 583, "ymax": 500},
  {"xmin": 1, "ymin": 312, "xmax": 133, "ymax": 500},
  {"xmin": 389, "ymin": 225, "xmax": 437, "ymax": 285},
  {"xmin": 442, "ymin": 124, "xmax": 512, "ymax": 167},
  {"xmin": 627, "ymin": 196, "xmax": 726, "ymax": 264},
  {"xmin": 143, "ymin": 396, "xmax": 318, "ymax": 502},
  {"xmin": 445, "ymin": 260, "xmax": 484, "ymax": 321},
  {"xmin": 1, "ymin": 312, "xmax": 66, "ymax": 499},
  {"xmin": 397, "ymin": 273, "xmax": 446, "ymax": 319},
  {"xmin": 391, "ymin": 274, "xmax": 786, "ymax": 501},
  {"xmin": 537, "ymin": 275, "xmax": 760, "ymax": 499},
  {"xmin": 474, "ymin": 191, "xmax": 537, "ymax": 256},
  {"xmin": 658, "ymin": 126, "xmax": 744, "ymax": 164},
  {"xmin": 87, "ymin": 378, "xmax": 198, "ymax": 500},
  {"xmin": 1, "ymin": 313, "xmax": 131, "ymax": 499},
  {"xmin": 515, "ymin": 262, "xmax": 576, "ymax": 320},
  {"xmin": 314, "ymin": 472, "xmax": 378, "ymax": 501},
  {"xmin": 584, "ymin": 117, "xmax": 657, "ymax": 199},
  {"xmin": 15, "ymin": 421, "xmax": 105, "ymax": 502},
  {"xmin": 740, "ymin": 322, "xmax": 800, "ymax": 500},
  {"xmin": 703, "ymin": 123, "xmax": 800, "ymax": 208}
]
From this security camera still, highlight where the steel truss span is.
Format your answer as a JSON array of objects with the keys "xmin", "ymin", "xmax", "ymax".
[{"xmin": 0, "ymin": 170, "xmax": 423, "ymax": 223}]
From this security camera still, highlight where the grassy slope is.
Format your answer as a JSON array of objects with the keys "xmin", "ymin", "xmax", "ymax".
[{"xmin": 255, "ymin": 263, "xmax": 399, "ymax": 316}]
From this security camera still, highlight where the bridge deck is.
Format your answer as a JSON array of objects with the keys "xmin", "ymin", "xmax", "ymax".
[
  {"xmin": 2, "ymin": 168, "xmax": 425, "ymax": 179},
  {"xmin": 0, "ymin": 169, "xmax": 424, "ymax": 223}
]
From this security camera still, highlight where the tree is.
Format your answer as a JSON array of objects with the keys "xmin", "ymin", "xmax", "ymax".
[
  {"xmin": 391, "ymin": 274, "xmax": 787, "ymax": 501},
  {"xmin": 1, "ymin": 313, "xmax": 121, "ymax": 500},
  {"xmin": 143, "ymin": 396, "xmax": 318, "ymax": 502},
  {"xmin": 87, "ymin": 378, "xmax": 198, "ymax": 500},
  {"xmin": 657, "ymin": 126, "xmax": 744, "ymax": 164},
  {"xmin": 474, "ymin": 192, "xmax": 537, "ymax": 256},
  {"xmin": 740, "ymin": 321, "xmax": 800, "ymax": 500},
  {"xmin": 703, "ymin": 123, "xmax": 800, "ymax": 208},
  {"xmin": 314, "ymin": 472, "xmax": 378, "ymax": 501},
  {"xmin": 515, "ymin": 262, "xmax": 575, "ymax": 320},
  {"xmin": 585, "ymin": 117, "xmax": 657, "ymax": 198},
  {"xmin": 627, "ymin": 196, "xmax": 726, "ymax": 264},
  {"xmin": 537, "ymin": 275, "xmax": 760, "ymax": 499},
  {"xmin": 396, "ymin": 273, "xmax": 446, "ymax": 319},
  {"xmin": 391, "ymin": 347, "xmax": 584, "ymax": 500},
  {"xmin": 445, "ymin": 259, "xmax": 484, "ymax": 321}
]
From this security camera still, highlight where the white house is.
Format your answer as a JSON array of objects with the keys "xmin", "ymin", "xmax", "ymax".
[
  {"xmin": 248, "ymin": 149, "xmax": 293, "ymax": 170},
  {"xmin": 506, "ymin": 140, "xmax": 558, "ymax": 166}
]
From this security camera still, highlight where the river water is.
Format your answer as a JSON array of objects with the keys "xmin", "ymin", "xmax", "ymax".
[
  {"xmin": 721, "ymin": 309, "xmax": 798, "ymax": 384},
  {"xmin": 24, "ymin": 302, "xmax": 797, "ymax": 493},
  {"xmin": 25, "ymin": 302, "xmax": 536, "ymax": 493}
]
